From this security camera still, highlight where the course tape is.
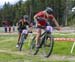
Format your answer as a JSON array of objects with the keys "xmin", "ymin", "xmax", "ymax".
[{"xmin": 54, "ymin": 38, "xmax": 75, "ymax": 42}]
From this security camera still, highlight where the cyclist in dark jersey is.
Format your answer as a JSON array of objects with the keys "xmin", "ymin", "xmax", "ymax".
[
  {"xmin": 34, "ymin": 7, "xmax": 61, "ymax": 47},
  {"xmin": 16, "ymin": 15, "xmax": 31, "ymax": 48}
]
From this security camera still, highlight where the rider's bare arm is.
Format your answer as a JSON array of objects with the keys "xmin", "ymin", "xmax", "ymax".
[
  {"xmin": 52, "ymin": 18, "xmax": 59, "ymax": 27},
  {"xmin": 16, "ymin": 21, "xmax": 20, "ymax": 29},
  {"xmin": 34, "ymin": 15, "xmax": 38, "ymax": 27},
  {"xmin": 52, "ymin": 18, "xmax": 61, "ymax": 30}
]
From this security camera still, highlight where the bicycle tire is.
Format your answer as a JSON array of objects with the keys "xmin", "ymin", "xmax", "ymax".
[
  {"xmin": 19, "ymin": 42, "xmax": 24, "ymax": 51},
  {"xmin": 30, "ymin": 36, "xmax": 39, "ymax": 55},
  {"xmin": 19, "ymin": 34, "xmax": 25, "ymax": 51},
  {"xmin": 42, "ymin": 35, "xmax": 54, "ymax": 58}
]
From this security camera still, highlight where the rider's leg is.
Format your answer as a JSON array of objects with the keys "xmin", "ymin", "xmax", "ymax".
[
  {"xmin": 21, "ymin": 29, "xmax": 28, "ymax": 43},
  {"xmin": 35, "ymin": 28, "xmax": 41, "ymax": 47},
  {"xmin": 22, "ymin": 29, "xmax": 28, "ymax": 39},
  {"xmin": 16, "ymin": 29, "xmax": 22, "ymax": 47},
  {"xmin": 46, "ymin": 26, "xmax": 53, "ymax": 33},
  {"xmin": 18, "ymin": 32, "xmax": 21, "ymax": 43}
]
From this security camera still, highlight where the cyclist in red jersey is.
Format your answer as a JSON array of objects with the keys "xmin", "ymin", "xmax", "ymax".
[{"xmin": 34, "ymin": 7, "xmax": 61, "ymax": 47}]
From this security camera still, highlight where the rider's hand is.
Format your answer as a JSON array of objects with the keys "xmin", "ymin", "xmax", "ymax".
[
  {"xmin": 37, "ymin": 23, "xmax": 41, "ymax": 26},
  {"xmin": 30, "ymin": 23, "xmax": 33, "ymax": 27},
  {"xmin": 56, "ymin": 27, "xmax": 61, "ymax": 31}
]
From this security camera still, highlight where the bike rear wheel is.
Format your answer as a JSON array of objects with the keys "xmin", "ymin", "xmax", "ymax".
[{"xmin": 42, "ymin": 35, "xmax": 54, "ymax": 57}]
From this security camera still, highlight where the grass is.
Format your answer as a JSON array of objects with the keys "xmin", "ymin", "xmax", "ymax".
[
  {"xmin": 53, "ymin": 33, "xmax": 75, "ymax": 38},
  {"xmin": 0, "ymin": 34, "xmax": 75, "ymax": 62}
]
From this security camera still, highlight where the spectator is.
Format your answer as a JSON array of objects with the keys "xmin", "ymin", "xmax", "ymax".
[
  {"xmin": 13, "ymin": 24, "xmax": 15, "ymax": 32},
  {"xmin": 9, "ymin": 25, "xmax": 11, "ymax": 32}
]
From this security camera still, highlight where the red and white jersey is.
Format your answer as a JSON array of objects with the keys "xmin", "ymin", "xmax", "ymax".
[{"xmin": 35, "ymin": 11, "xmax": 54, "ymax": 26}]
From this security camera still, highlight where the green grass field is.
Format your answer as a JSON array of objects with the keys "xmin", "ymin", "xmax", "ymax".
[{"xmin": 0, "ymin": 33, "xmax": 75, "ymax": 62}]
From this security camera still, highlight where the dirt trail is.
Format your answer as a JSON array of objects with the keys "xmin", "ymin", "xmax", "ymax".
[
  {"xmin": 0, "ymin": 32, "xmax": 17, "ymax": 35},
  {"xmin": 0, "ymin": 49, "xmax": 75, "ymax": 61}
]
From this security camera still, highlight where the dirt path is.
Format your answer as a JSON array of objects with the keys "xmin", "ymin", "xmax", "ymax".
[
  {"xmin": 0, "ymin": 32, "xmax": 17, "ymax": 35},
  {"xmin": 0, "ymin": 49, "xmax": 75, "ymax": 61}
]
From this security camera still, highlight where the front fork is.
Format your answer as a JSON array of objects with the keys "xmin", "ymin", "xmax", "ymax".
[{"xmin": 40, "ymin": 32, "xmax": 52, "ymax": 47}]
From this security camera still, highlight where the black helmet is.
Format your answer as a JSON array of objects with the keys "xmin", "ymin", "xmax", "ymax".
[
  {"xmin": 23, "ymin": 15, "xmax": 28, "ymax": 20},
  {"xmin": 45, "ymin": 7, "xmax": 53, "ymax": 14}
]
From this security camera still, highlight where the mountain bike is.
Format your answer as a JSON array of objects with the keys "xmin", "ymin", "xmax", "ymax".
[
  {"xmin": 30, "ymin": 26, "xmax": 54, "ymax": 58},
  {"xmin": 18, "ymin": 29, "xmax": 28, "ymax": 51}
]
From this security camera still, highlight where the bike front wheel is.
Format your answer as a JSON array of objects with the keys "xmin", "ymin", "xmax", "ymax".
[
  {"xmin": 42, "ymin": 35, "xmax": 54, "ymax": 58},
  {"xmin": 19, "ymin": 34, "xmax": 25, "ymax": 51},
  {"xmin": 30, "ymin": 36, "xmax": 39, "ymax": 55}
]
